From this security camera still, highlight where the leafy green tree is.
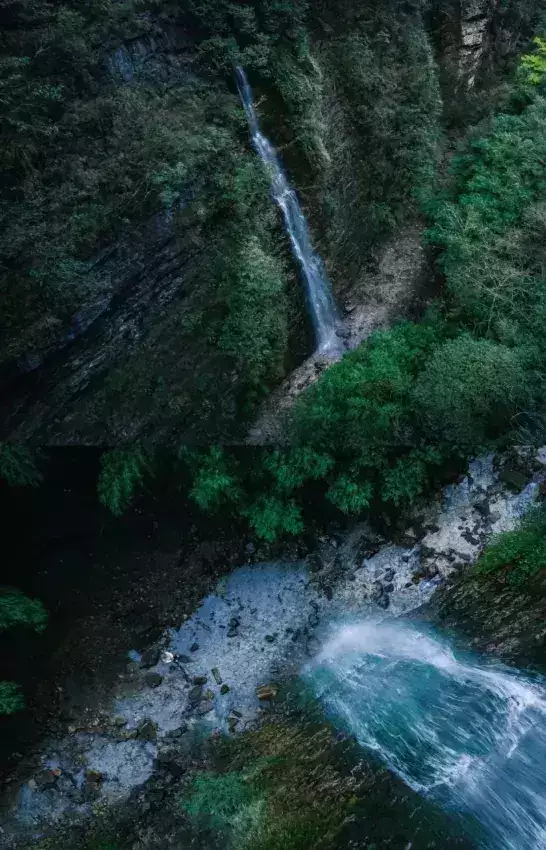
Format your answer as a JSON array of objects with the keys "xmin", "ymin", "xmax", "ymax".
[
  {"xmin": 519, "ymin": 37, "xmax": 546, "ymax": 87},
  {"xmin": 412, "ymin": 335, "xmax": 530, "ymax": 446},
  {"xmin": 189, "ymin": 447, "xmax": 242, "ymax": 513},
  {"xmin": 0, "ymin": 682, "xmax": 24, "ymax": 716},
  {"xmin": 98, "ymin": 448, "xmax": 153, "ymax": 516}
]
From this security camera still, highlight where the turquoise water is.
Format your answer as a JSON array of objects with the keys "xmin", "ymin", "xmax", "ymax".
[{"xmin": 304, "ymin": 620, "xmax": 546, "ymax": 850}]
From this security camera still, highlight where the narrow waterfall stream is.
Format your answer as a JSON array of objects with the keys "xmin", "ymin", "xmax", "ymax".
[
  {"xmin": 236, "ymin": 67, "xmax": 343, "ymax": 355},
  {"xmin": 305, "ymin": 620, "xmax": 546, "ymax": 850}
]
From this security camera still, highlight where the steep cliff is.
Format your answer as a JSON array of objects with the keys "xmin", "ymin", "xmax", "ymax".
[{"xmin": 1, "ymin": 0, "xmax": 543, "ymax": 443}]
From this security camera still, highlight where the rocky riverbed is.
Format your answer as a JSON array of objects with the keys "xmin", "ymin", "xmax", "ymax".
[{"xmin": 1, "ymin": 450, "xmax": 544, "ymax": 848}]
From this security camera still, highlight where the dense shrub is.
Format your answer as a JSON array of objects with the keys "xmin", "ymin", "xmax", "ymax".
[
  {"xmin": 0, "ymin": 590, "xmax": 47, "ymax": 715},
  {"xmin": 412, "ymin": 336, "xmax": 530, "ymax": 446},
  {"xmin": 98, "ymin": 447, "xmax": 153, "ymax": 516},
  {"xmin": 474, "ymin": 510, "xmax": 546, "ymax": 586}
]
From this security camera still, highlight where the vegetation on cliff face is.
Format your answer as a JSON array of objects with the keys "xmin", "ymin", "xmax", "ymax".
[
  {"xmin": 0, "ymin": 0, "xmax": 446, "ymax": 441},
  {"xmin": 474, "ymin": 509, "xmax": 546, "ymax": 587},
  {"xmin": 92, "ymin": 35, "xmax": 546, "ymax": 540},
  {"xmin": 0, "ymin": 447, "xmax": 47, "ymax": 715}
]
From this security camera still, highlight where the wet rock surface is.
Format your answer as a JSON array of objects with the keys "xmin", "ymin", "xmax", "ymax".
[{"xmin": 2, "ymin": 451, "xmax": 544, "ymax": 846}]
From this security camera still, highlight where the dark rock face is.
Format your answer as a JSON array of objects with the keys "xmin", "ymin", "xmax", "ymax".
[
  {"xmin": 140, "ymin": 647, "xmax": 161, "ymax": 669},
  {"xmin": 426, "ymin": 570, "xmax": 546, "ymax": 670},
  {"xmin": 144, "ymin": 672, "xmax": 163, "ymax": 688}
]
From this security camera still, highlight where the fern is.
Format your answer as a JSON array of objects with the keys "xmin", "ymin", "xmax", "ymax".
[{"xmin": 97, "ymin": 448, "xmax": 153, "ymax": 516}]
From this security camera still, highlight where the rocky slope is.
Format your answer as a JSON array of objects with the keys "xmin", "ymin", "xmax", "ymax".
[{"xmin": 1, "ymin": 448, "xmax": 543, "ymax": 847}]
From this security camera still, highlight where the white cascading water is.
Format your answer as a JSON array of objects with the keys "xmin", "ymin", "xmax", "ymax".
[
  {"xmin": 305, "ymin": 620, "xmax": 546, "ymax": 850},
  {"xmin": 236, "ymin": 66, "xmax": 343, "ymax": 355}
]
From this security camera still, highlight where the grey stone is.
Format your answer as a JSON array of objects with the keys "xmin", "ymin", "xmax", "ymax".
[
  {"xmin": 177, "ymin": 654, "xmax": 194, "ymax": 663},
  {"xmin": 140, "ymin": 647, "xmax": 160, "ymax": 669},
  {"xmin": 264, "ymin": 634, "xmax": 276, "ymax": 643},
  {"xmin": 499, "ymin": 468, "xmax": 528, "ymax": 491},
  {"xmin": 196, "ymin": 700, "xmax": 214, "ymax": 715},
  {"xmin": 211, "ymin": 667, "xmax": 222, "ymax": 685},
  {"xmin": 307, "ymin": 552, "xmax": 323, "ymax": 573},
  {"xmin": 220, "ymin": 683, "xmax": 230, "ymax": 695},
  {"xmin": 227, "ymin": 628, "xmax": 239, "ymax": 638},
  {"xmin": 384, "ymin": 583, "xmax": 394, "ymax": 593},
  {"xmin": 34, "ymin": 770, "xmax": 58, "ymax": 791},
  {"xmin": 383, "ymin": 568, "xmax": 395, "ymax": 581},
  {"xmin": 188, "ymin": 685, "xmax": 203, "ymax": 703},
  {"xmin": 138, "ymin": 720, "xmax": 157, "ymax": 742},
  {"xmin": 144, "ymin": 672, "xmax": 163, "ymax": 688},
  {"xmin": 376, "ymin": 594, "xmax": 390, "ymax": 610},
  {"xmin": 190, "ymin": 642, "xmax": 199, "ymax": 652},
  {"xmin": 474, "ymin": 501, "xmax": 490, "ymax": 518},
  {"xmin": 192, "ymin": 675, "xmax": 208, "ymax": 685},
  {"xmin": 324, "ymin": 585, "xmax": 333, "ymax": 601},
  {"xmin": 305, "ymin": 636, "xmax": 320, "ymax": 656}
]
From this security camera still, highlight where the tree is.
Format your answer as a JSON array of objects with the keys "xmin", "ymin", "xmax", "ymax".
[
  {"xmin": 412, "ymin": 335, "xmax": 529, "ymax": 446},
  {"xmin": 0, "ymin": 590, "xmax": 47, "ymax": 715},
  {"xmin": 98, "ymin": 448, "xmax": 153, "ymax": 516}
]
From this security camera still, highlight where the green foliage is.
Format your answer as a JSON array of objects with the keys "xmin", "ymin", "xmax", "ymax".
[
  {"xmin": 0, "ymin": 446, "xmax": 42, "ymax": 486},
  {"xmin": 0, "ymin": 591, "xmax": 47, "ymax": 715},
  {"xmin": 519, "ymin": 37, "xmax": 546, "ymax": 87},
  {"xmin": 0, "ymin": 682, "xmax": 24, "ymax": 716},
  {"xmin": 412, "ymin": 336, "xmax": 530, "ymax": 446},
  {"xmin": 243, "ymin": 496, "xmax": 304, "ymax": 542},
  {"xmin": 426, "ymin": 97, "xmax": 546, "ymax": 342},
  {"xmin": 189, "ymin": 448, "xmax": 242, "ymax": 512},
  {"xmin": 218, "ymin": 234, "xmax": 289, "ymax": 404},
  {"xmin": 98, "ymin": 448, "xmax": 153, "ymax": 516},
  {"xmin": 474, "ymin": 510, "xmax": 546, "ymax": 586},
  {"xmin": 0, "ymin": 592, "xmax": 47, "ymax": 633},
  {"xmin": 183, "ymin": 770, "xmax": 263, "ymax": 840},
  {"xmin": 284, "ymin": 3, "xmax": 441, "ymax": 278},
  {"xmin": 182, "ymin": 722, "xmax": 356, "ymax": 850}
]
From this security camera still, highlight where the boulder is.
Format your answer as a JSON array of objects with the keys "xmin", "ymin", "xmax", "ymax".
[
  {"xmin": 144, "ymin": 672, "xmax": 163, "ymax": 688},
  {"xmin": 256, "ymin": 684, "xmax": 277, "ymax": 701},
  {"xmin": 33, "ymin": 769, "xmax": 58, "ymax": 791},
  {"xmin": 196, "ymin": 700, "xmax": 214, "ymax": 715},
  {"xmin": 138, "ymin": 720, "xmax": 157, "ymax": 742},
  {"xmin": 188, "ymin": 685, "xmax": 203, "ymax": 703},
  {"xmin": 499, "ymin": 468, "xmax": 528, "ymax": 491},
  {"xmin": 140, "ymin": 647, "xmax": 161, "ymax": 669}
]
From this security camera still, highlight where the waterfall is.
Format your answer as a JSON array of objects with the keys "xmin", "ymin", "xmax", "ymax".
[
  {"xmin": 305, "ymin": 620, "xmax": 546, "ymax": 850},
  {"xmin": 236, "ymin": 67, "xmax": 342, "ymax": 355}
]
